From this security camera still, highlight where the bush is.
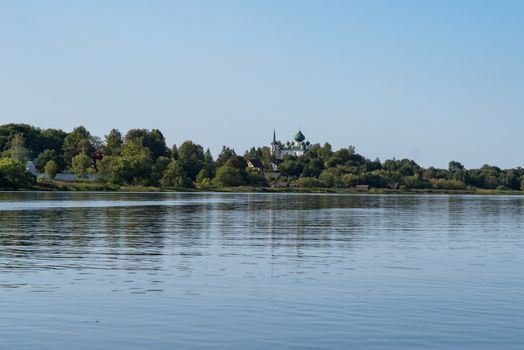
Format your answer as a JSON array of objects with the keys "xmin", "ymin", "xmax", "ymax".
[
  {"xmin": 341, "ymin": 173, "xmax": 358, "ymax": 187},
  {"xmin": 213, "ymin": 166, "xmax": 246, "ymax": 187},
  {"xmin": 246, "ymin": 170, "xmax": 268, "ymax": 187},
  {"xmin": 44, "ymin": 160, "xmax": 58, "ymax": 179},
  {"xmin": 0, "ymin": 157, "xmax": 35, "ymax": 189},
  {"xmin": 430, "ymin": 178, "xmax": 466, "ymax": 190},
  {"xmin": 318, "ymin": 170, "xmax": 336, "ymax": 187},
  {"xmin": 196, "ymin": 168, "xmax": 211, "ymax": 184},
  {"xmin": 295, "ymin": 177, "xmax": 325, "ymax": 188},
  {"xmin": 196, "ymin": 169, "xmax": 212, "ymax": 189},
  {"xmin": 402, "ymin": 175, "xmax": 430, "ymax": 189},
  {"xmin": 197, "ymin": 178, "xmax": 213, "ymax": 189}
]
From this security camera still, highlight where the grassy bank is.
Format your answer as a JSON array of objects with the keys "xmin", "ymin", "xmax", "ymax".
[{"xmin": 3, "ymin": 179, "xmax": 523, "ymax": 195}]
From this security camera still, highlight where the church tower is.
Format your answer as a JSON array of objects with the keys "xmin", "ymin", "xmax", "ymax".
[{"xmin": 270, "ymin": 129, "xmax": 280, "ymax": 159}]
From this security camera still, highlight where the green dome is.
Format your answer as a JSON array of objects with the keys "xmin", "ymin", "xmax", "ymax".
[{"xmin": 294, "ymin": 130, "xmax": 305, "ymax": 142}]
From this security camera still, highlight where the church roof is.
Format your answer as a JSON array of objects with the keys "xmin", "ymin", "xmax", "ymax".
[
  {"xmin": 294, "ymin": 130, "xmax": 305, "ymax": 142},
  {"xmin": 247, "ymin": 159, "xmax": 264, "ymax": 169}
]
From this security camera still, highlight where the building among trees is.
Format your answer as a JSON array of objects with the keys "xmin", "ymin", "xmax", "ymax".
[{"xmin": 270, "ymin": 129, "xmax": 311, "ymax": 160}]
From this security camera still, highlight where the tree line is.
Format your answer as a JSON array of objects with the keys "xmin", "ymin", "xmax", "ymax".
[{"xmin": 1, "ymin": 123, "xmax": 524, "ymax": 191}]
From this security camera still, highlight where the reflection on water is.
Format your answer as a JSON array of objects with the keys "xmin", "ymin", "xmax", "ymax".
[{"xmin": 1, "ymin": 192, "xmax": 523, "ymax": 349}]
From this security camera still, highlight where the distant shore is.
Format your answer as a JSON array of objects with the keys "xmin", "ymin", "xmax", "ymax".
[{"xmin": 3, "ymin": 124, "xmax": 524, "ymax": 194}]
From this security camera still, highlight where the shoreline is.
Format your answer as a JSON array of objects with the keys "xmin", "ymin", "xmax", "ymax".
[{"xmin": 2, "ymin": 183, "xmax": 524, "ymax": 196}]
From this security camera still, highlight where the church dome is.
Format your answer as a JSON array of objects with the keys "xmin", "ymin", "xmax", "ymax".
[{"xmin": 294, "ymin": 130, "xmax": 305, "ymax": 142}]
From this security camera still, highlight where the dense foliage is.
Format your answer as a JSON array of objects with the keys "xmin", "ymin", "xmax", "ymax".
[
  {"xmin": 0, "ymin": 157, "xmax": 35, "ymax": 189},
  {"xmin": 1, "ymin": 123, "xmax": 524, "ymax": 191}
]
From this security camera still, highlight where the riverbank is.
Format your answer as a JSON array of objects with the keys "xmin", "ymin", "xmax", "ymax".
[{"xmin": 2, "ymin": 179, "xmax": 524, "ymax": 195}]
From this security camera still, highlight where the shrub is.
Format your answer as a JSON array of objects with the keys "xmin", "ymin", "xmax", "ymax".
[
  {"xmin": 213, "ymin": 166, "xmax": 246, "ymax": 187},
  {"xmin": 295, "ymin": 177, "xmax": 325, "ymax": 188},
  {"xmin": 0, "ymin": 157, "xmax": 35, "ymax": 189},
  {"xmin": 44, "ymin": 160, "xmax": 58, "ymax": 179},
  {"xmin": 246, "ymin": 170, "xmax": 268, "ymax": 187},
  {"xmin": 430, "ymin": 178, "xmax": 466, "ymax": 190}
]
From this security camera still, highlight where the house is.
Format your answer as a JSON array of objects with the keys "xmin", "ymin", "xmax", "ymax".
[
  {"xmin": 247, "ymin": 159, "xmax": 264, "ymax": 171},
  {"xmin": 355, "ymin": 184, "xmax": 369, "ymax": 191},
  {"xmin": 272, "ymin": 181, "xmax": 289, "ymax": 188}
]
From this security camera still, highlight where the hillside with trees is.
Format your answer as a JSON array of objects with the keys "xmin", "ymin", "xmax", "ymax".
[{"xmin": 1, "ymin": 123, "xmax": 524, "ymax": 192}]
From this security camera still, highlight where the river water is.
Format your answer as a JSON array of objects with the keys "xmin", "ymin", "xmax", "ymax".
[{"xmin": 0, "ymin": 192, "xmax": 523, "ymax": 349}]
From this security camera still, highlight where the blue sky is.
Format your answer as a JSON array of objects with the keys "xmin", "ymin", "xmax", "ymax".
[{"xmin": 1, "ymin": 0, "xmax": 523, "ymax": 168}]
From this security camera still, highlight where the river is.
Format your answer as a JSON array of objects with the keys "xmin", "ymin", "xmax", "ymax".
[{"xmin": 0, "ymin": 192, "xmax": 523, "ymax": 349}]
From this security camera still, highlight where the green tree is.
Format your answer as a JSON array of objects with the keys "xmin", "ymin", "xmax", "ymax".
[
  {"xmin": 448, "ymin": 161, "xmax": 465, "ymax": 172},
  {"xmin": 325, "ymin": 156, "xmax": 344, "ymax": 168},
  {"xmin": 63, "ymin": 126, "xmax": 94, "ymax": 165},
  {"xmin": 44, "ymin": 160, "xmax": 58, "ymax": 179},
  {"xmin": 171, "ymin": 144, "xmax": 179, "ymax": 160},
  {"xmin": 120, "ymin": 140, "xmax": 154, "ymax": 185},
  {"xmin": 34, "ymin": 149, "xmax": 64, "ymax": 172},
  {"xmin": 105, "ymin": 129, "xmax": 123, "ymax": 156},
  {"xmin": 150, "ymin": 156, "xmax": 171, "ymax": 186},
  {"xmin": 6, "ymin": 133, "xmax": 30, "ymax": 164},
  {"xmin": 203, "ymin": 148, "xmax": 215, "ymax": 176},
  {"xmin": 279, "ymin": 156, "xmax": 306, "ymax": 177},
  {"xmin": 0, "ymin": 124, "xmax": 66, "ymax": 157},
  {"xmin": 302, "ymin": 158, "xmax": 323, "ymax": 177},
  {"xmin": 244, "ymin": 147, "xmax": 263, "ymax": 161},
  {"xmin": 178, "ymin": 140, "xmax": 205, "ymax": 180},
  {"xmin": 225, "ymin": 155, "xmax": 247, "ymax": 170},
  {"xmin": 501, "ymin": 170, "xmax": 520, "ymax": 190},
  {"xmin": 319, "ymin": 170, "xmax": 337, "ymax": 187},
  {"xmin": 213, "ymin": 166, "xmax": 246, "ymax": 187},
  {"xmin": 71, "ymin": 153, "xmax": 94, "ymax": 180},
  {"xmin": 402, "ymin": 174, "xmax": 430, "ymax": 189},
  {"xmin": 196, "ymin": 168, "xmax": 212, "ymax": 188},
  {"xmin": 96, "ymin": 156, "xmax": 127, "ymax": 184},
  {"xmin": 40, "ymin": 128, "xmax": 67, "ymax": 154},
  {"xmin": 246, "ymin": 169, "xmax": 268, "ymax": 187},
  {"xmin": 196, "ymin": 168, "xmax": 211, "ymax": 184},
  {"xmin": 319, "ymin": 142, "xmax": 333, "ymax": 160},
  {"xmin": 259, "ymin": 146, "xmax": 272, "ymax": 167},
  {"xmin": 341, "ymin": 173, "xmax": 359, "ymax": 187},
  {"xmin": 125, "ymin": 128, "xmax": 169, "ymax": 160},
  {"xmin": 383, "ymin": 158, "xmax": 421, "ymax": 176},
  {"xmin": 160, "ymin": 160, "xmax": 192, "ymax": 188},
  {"xmin": 0, "ymin": 157, "xmax": 35, "ymax": 189},
  {"xmin": 216, "ymin": 146, "xmax": 236, "ymax": 166}
]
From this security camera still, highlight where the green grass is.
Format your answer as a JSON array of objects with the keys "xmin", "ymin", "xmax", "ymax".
[{"xmin": 6, "ymin": 179, "xmax": 524, "ymax": 195}]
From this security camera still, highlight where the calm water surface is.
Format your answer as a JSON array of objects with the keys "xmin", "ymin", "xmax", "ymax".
[{"xmin": 0, "ymin": 192, "xmax": 523, "ymax": 349}]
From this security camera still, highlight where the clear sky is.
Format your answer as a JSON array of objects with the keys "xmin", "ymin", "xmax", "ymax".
[{"xmin": 1, "ymin": 0, "xmax": 523, "ymax": 168}]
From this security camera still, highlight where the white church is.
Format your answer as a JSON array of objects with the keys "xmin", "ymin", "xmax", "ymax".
[{"xmin": 270, "ymin": 129, "xmax": 311, "ymax": 160}]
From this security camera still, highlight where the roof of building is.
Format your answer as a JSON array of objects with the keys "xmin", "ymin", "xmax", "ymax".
[
  {"xmin": 247, "ymin": 159, "xmax": 264, "ymax": 169},
  {"xmin": 272, "ymin": 129, "xmax": 278, "ymax": 145},
  {"xmin": 294, "ymin": 130, "xmax": 305, "ymax": 142}
]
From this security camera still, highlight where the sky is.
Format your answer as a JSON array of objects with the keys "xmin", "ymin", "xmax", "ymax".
[{"xmin": 1, "ymin": 0, "xmax": 523, "ymax": 168}]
